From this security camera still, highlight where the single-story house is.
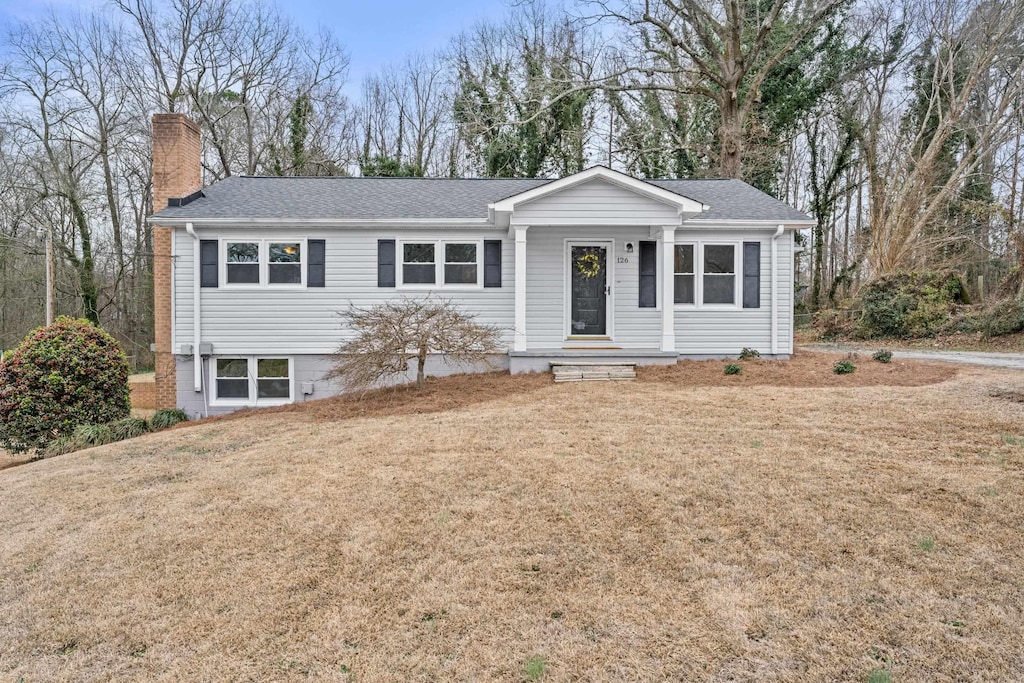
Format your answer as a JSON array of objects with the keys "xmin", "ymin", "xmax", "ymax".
[{"xmin": 148, "ymin": 114, "xmax": 813, "ymax": 415}]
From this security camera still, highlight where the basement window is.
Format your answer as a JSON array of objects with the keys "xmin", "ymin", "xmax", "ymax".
[{"xmin": 212, "ymin": 357, "xmax": 292, "ymax": 405}]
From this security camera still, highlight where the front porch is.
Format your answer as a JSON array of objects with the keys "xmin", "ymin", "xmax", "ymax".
[
  {"xmin": 508, "ymin": 348, "xmax": 678, "ymax": 374},
  {"xmin": 488, "ymin": 168, "xmax": 709, "ymax": 360}
]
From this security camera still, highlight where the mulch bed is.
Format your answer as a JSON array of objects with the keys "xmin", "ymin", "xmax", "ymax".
[{"xmin": 638, "ymin": 350, "xmax": 958, "ymax": 388}]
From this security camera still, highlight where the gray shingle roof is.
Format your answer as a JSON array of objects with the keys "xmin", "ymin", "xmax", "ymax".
[{"xmin": 151, "ymin": 174, "xmax": 811, "ymax": 223}]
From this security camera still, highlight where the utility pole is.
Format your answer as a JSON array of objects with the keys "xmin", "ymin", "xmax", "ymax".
[{"xmin": 45, "ymin": 225, "xmax": 54, "ymax": 325}]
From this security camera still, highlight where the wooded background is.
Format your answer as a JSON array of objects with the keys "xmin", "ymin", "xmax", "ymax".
[{"xmin": 2, "ymin": 0, "xmax": 1022, "ymax": 367}]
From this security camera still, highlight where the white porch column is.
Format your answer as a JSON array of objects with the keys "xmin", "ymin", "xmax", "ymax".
[
  {"xmin": 513, "ymin": 225, "xmax": 529, "ymax": 352},
  {"xmin": 660, "ymin": 226, "xmax": 676, "ymax": 352}
]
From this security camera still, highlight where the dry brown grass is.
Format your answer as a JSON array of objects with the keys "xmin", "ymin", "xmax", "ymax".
[
  {"xmin": 796, "ymin": 327, "xmax": 1024, "ymax": 353},
  {"xmin": 2, "ymin": 355, "xmax": 1024, "ymax": 682}
]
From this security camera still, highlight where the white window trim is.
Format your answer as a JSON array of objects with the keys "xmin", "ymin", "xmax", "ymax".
[
  {"xmin": 210, "ymin": 356, "xmax": 294, "ymax": 407},
  {"xmin": 222, "ymin": 238, "xmax": 307, "ymax": 288},
  {"xmin": 397, "ymin": 239, "xmax": 484, "ymax": 289},
  {"xmin": 673, "ymin": 241, "xmax": 742, "ymax": 310}
]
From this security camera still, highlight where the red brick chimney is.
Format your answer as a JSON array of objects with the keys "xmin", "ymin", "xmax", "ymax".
[{"xmin": 151, "ymin": 113, "xmax": 201, "ymax": 410}]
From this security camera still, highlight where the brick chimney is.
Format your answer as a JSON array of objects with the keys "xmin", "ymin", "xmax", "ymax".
[{"xmin": 151, "ymin": 114, "xmax": 202, "ymax": 410}]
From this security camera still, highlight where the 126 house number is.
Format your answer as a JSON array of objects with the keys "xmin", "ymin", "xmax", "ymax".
[{"xmin": 616, "ymin": 257, "xmax": 629, "ymax": 263}]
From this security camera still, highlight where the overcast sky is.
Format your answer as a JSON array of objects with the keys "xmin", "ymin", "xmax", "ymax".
[{"xmin": 0, "ymin": 0, "xmax": 513, "ymax": 89}]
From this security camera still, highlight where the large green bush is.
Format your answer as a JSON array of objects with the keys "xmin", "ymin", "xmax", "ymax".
[
  {"xmin": 858, "ymin": 271, "xmax": 967, "ymax": 338},
  {"xmin": 0, "ymin": 317, "xmax": 131, "ymax": 453}
]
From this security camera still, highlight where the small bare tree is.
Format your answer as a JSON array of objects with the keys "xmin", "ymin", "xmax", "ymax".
[{"xmin": 328, "ymin": 298, "xmax": 503, "ymax": 391}]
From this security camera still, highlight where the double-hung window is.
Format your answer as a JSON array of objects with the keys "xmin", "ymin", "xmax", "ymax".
[
  {"xmin": 674, "ymin": 244, "xmax": 695, "ymax": 305},
  {"xmin": 224, "ymin": 240, "xmax": 305, "ymax": 286},
  {"xmin": 674, "ymin": 243, "xmax": 739, "ymax": 307},
  {"xmin": 268, "ymin": 242, "xmax": 302, "ymax": 284},
  {"xmin": 702, "ymin": 244, "xmax": 736, "ymax": 305},
  {"xmin": 402, "ymin": 243, "xmax": 436, "ymax": 284},
  {"xmin": 226, "ymin": 242, "xmax": 260, "ymax": 284},
  {"xmin": 443, "ymin": 243, "xmax": 478, "ymax": 284},
  {"xmin": 213, "ymin": 357, "xmax": 292, "ymax": 404},
  {"xmin": 399, "ymin": 240, "xmax": 481, "ymax": 287}
]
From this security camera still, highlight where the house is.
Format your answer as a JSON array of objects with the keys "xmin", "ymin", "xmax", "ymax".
[{"xmin": 149, "ymin": 114, "xmax": 814, "ymax": 415}]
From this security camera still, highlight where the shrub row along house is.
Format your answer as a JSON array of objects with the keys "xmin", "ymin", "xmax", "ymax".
[{"xmin": 149, "ymin": 114, "xmax": 813, "ymax": 415}]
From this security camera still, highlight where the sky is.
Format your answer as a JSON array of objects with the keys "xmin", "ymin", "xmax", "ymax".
[{"xmin": 0, "ymin": 0, "xmax": 514, "ymax": 88}]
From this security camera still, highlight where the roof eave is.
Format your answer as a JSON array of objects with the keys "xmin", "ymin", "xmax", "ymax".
[
  {"xmin": 682, "ymin": 218, "xmax": 816, "ymax": 229},
  {"xmin": 146, "ymin": 216, "xmax": 496, "ymax": 227},
  {"xmin": 488, "ymin": 166, "xmax": 710, "ymax": 217}
]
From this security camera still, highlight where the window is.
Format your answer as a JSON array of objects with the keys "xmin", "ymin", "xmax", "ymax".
[
  {"xmin": 268, "ymin": 243, "xmax": 301, "ymax": 284},
  {"xmin": 674, "ymin": 244, "xmax": 695, "ymax": 305},
  {"xmin": 215, "ymin": 358, "xmax": 250, "ymax": 399},
  {"xmin": 703, "ymin": 244, "xmax": 736, "ymax": 304},
  {"xmin": 213, "ymin": 357, "xmax": 292, "ymax": 404},
  {"xmin": 403, "ymin": 243, "xmax": 435, "ymax": 284},
  {"xmin": 226, "ymin": 242, "xmax": 259, "ymax": 284},
  {"xmin": 224, "ymin": 240, "xmax": 305, "ymax": 286},
  {"xmin": 444, "ymin": 243, "xmax": 478, "ymax": 284},
  {"xmin": 672, "ymin": 242, "xmax": 740, "ymax": 308},
  {"xmin": 257, "ymin": 358, "xmax": 290, "ymax": 399},
  {"xmin": 398, "ymin": 240, "xmax": 483, "ymax": 287}
]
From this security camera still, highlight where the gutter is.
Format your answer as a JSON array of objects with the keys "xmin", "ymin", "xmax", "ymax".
[
  {"xmin": 145, "ymin": 216, "xmax": 494, "ymax": 227},
  {"xmin": 771, "ymin": 224, "xmax": 784, "ymax": 355},
  {"xmin": 185, "ymin": 222, "xmax": 202, "ymax": 393}
]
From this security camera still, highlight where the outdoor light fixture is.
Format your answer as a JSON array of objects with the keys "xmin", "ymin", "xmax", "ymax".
[{"xmin": 625, "ymin": 242, "xmax": 635, "ymax": 254}]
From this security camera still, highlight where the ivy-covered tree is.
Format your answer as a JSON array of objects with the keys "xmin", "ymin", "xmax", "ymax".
[
  {"xmin": 359, "ymin": 155, "xmax": 424, "ymax": 177},
  {"xmin": 452, "ymin": 3, "xmax": 594, "ymax": 177},
  {"xmin": 607, "ymin": 0, "xmax": 853, "ymax": 187}
]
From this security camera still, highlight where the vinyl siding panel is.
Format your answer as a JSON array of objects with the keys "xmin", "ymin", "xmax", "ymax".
[
  {"xmin": 674, "ymin": 229, "xmax": 793, "ymax": 355},
  {"xmin": 513, "ymin": 178, "xmax": 680, "ymax": 226},
  {"xmin": 173, "ymin": 229, "xmax": 516, "ymax": 355},
  {"xmin": 525, "ymin": 226, "xmax": 661, "ymax": 349}
]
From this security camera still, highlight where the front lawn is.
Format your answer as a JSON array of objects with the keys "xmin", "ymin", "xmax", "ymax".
[{"xmin": 1, "ymin": 354, "xmax": 1022, "ymax": 681}]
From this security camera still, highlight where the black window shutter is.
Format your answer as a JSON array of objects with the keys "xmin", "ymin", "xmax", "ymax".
[
  {"xmin": 378, "ymin": 239, "xmax": 396, "ymax": 287},
  {"xmin": 307, "ymin": 239, "xmax": 326, "ymax": 287},
  {"xmin": 483, "ymin": 239, "xmax": 502, "ymax": 287},
  {"xmin": 200, "ymin": 239, "xmax": 218, "ymax": 288},
  {"xmin": 743, "ymin": 241, "xmax": 761, "ymax": 308},
  {"xmin": 639, "ymin": 240, "xmax": 657, "ymax": 308}
]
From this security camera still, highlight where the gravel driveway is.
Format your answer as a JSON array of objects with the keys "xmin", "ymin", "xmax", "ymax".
[{"xmin": 803, "ymin": 343, "xmax": 1024, "ymax": 370}]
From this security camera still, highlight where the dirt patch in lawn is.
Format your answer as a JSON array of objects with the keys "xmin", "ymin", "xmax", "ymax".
[{"xmin": 639, "ymin": 350, "xmax": 958, "ymax": 387}]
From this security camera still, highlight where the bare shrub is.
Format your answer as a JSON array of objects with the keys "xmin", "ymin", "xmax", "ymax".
[{"xmin": 328, "ymin": 298, "xmax": 503, "ymax": 391}]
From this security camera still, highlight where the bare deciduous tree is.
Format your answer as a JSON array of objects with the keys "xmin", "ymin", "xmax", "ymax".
[{"xmin": 327, "ymin": 298, "xmax": 503, "ymax": 391}]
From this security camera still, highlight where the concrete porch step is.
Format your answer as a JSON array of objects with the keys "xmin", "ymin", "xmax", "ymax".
[{"xmin": 550, "ymin": 362, "xmax": 637, "ymax": 382}]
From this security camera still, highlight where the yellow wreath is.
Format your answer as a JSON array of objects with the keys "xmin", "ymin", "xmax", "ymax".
[{"xmin": 576, "ymin": 252, "xmax": 601, "ymax": 279}]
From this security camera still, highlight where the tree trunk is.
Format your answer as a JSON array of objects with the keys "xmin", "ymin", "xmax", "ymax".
[
  {"xmin": 416, "ymin": 346, "xmax": 427, "ymax": 389},
  {"xmin": 717, "ymin": 95, "xmax": 743, "ymax": 178},
  {"xmin": 69, "ymin": 196, "xmax": 99, "ymax": 324}
]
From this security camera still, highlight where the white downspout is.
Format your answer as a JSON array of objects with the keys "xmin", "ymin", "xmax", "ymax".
[
  {"xmin": 185, "ymin": 222, "xmax": 202, "ymax": 392},
  {"xmin": 770, "ymin": 224, "xmax": 784, "ymax": 355}
]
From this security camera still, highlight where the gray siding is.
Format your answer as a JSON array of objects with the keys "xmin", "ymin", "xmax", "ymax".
[
  {"xmin": 524, "ymin": 226, "xmax": 660, "ymax": 349},
  {"xmin": 675, "ymin": 229, "xmax": 793, "ymax": 355},
  {"xmin": 174, "ymin": 353, "xmax": 508, "ymax": 418},
  {"xmin": 173, "ymin": 228, "xmax": 516, "ymax": 355},
  {"xmin": 513, "ymin": 178, "xmax": 680, "ymax": 226},
  {"xmin": 169, "ymin": 180, "xmax": 796, "ymax": 412}
]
